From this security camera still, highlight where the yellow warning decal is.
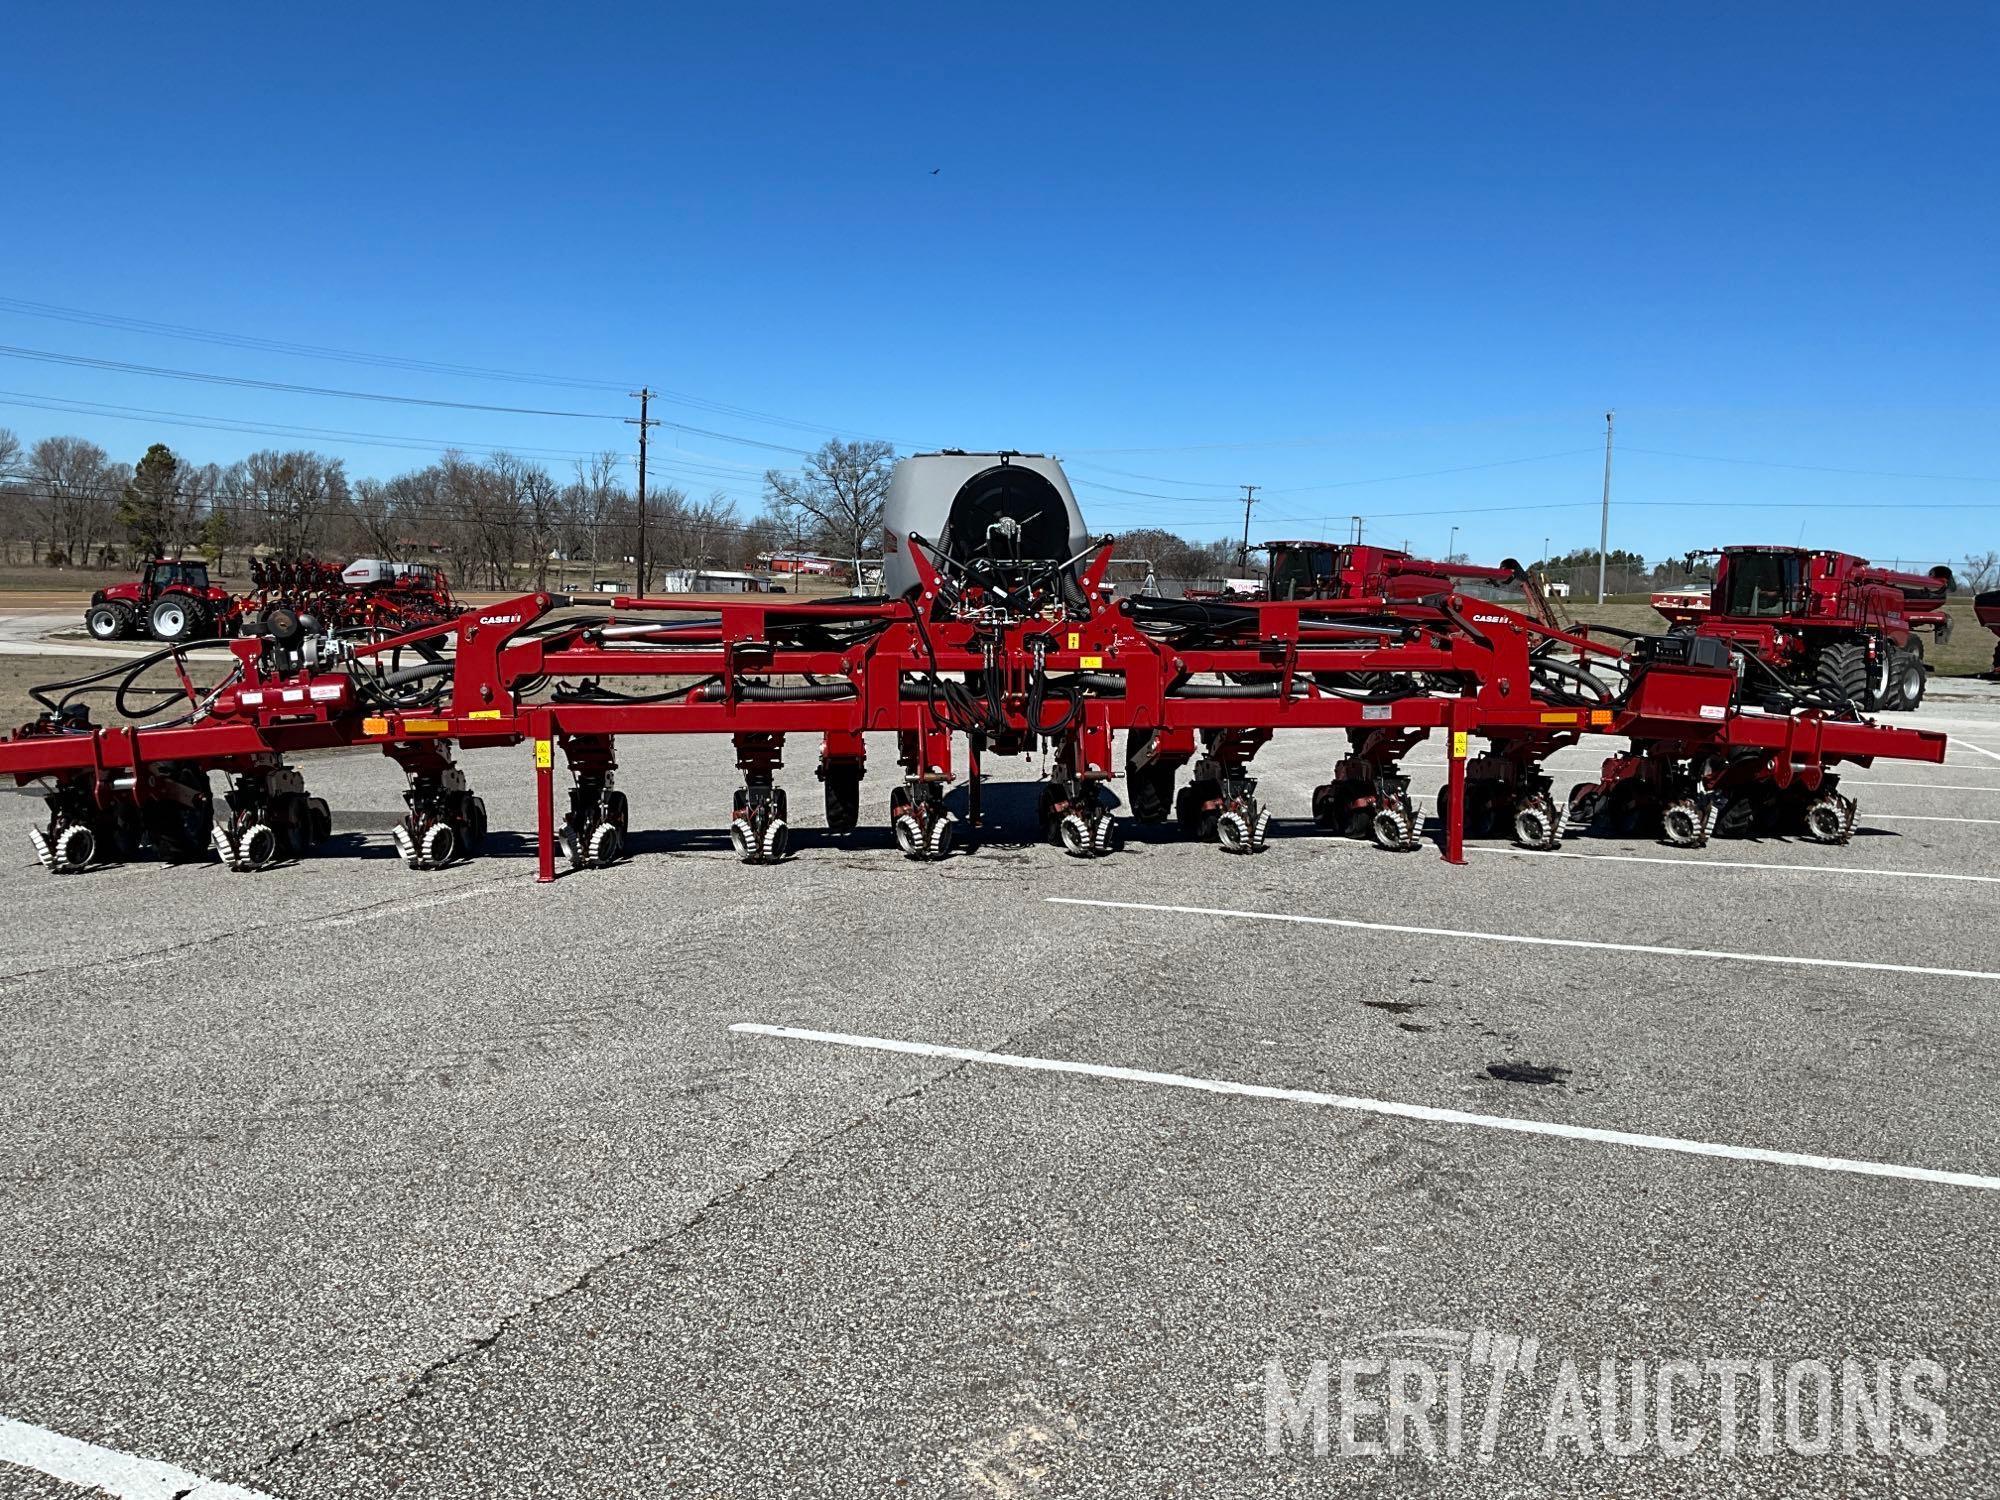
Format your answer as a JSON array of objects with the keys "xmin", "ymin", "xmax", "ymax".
[
  {"xmin": 1451, "ymin": 731, "xmax": 1469, "ymax": 759},
  {"xmin": 467, "ymin": 709, "xmax": 503, "ymax": 720},
  {"xmin": 1079, "ymin": 655, "xmax": 1103, "ymax": 669},
  {"xmin": 1540, "ymin": 711, "xmax": 1578, "ymax": 725},
  {"xmin": 1066, "ymin": 632, "xmax": 1081, "ymax": 649},
  {"xmin": 362, "ymin": 717, "xmax": 389, "ymax": 736},
  {"xmin": 534, "ymin": 739, "xmax": 553, "ymax": 769},
  {"xmin": 403, "ymin": 718, "xmax": 450, "ymax": 734}
]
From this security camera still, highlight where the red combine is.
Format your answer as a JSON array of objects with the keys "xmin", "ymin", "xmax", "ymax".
[
  {"xmin": 1976, "ymin": 589, "xmax": 2000, "ymax": 677},
  {"xmin": 85, "ymin": 559, "xmax": 242, "ymax": 643},
  {"xmin": 1654, "ymin": 547, "xmax": 1953, "ymax": 711}
]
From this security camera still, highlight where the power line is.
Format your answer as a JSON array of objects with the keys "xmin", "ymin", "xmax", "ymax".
[
  {"xmin": 1069, "ymin": 477, "xmax": 1240, "ymax": 503},
  {"xmin": 0, "ymin": 390, "xmax": 616, "ymax": 463},
  {"xmin": 1262, "ymin": 449, "xmax": 1600, "ymax": 495},
  {"xmin": 0, "ymin": 344, "xmax": 625, "ymax": 421},
  {"xmin": 1620, "ymin": 445, "xmax": 2000, "ymax": 484},
  {"xmin": 1063, "ymin": 459, "xmax": 1238, "ymax": 489},
  {"xmin": 1067, "ymin": 448, "xmax": 1600, "ymax": 504},
  {"xmin": 0, "ymin": 297, "xmax": 927, "ymax": 446},
  {"xmin": 0, "ymin": 297, "xmax": 633, "ymax": 393},
  {"xmin": 0, "ymin": 395, "xmax": 771, "ymax": 507}
]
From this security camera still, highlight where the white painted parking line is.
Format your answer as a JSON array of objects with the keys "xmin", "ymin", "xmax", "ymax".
[
  {"xmin": 1047, "ymin": 897, "xmax": 2000, "ymax": 982},
  {"xmin": 1954, "ymin": 737, "xmax": 2000, "ymax": 763},
  {"xmin": 1466, "ymin": 846, "xmax": 2000, "ymax": 885},
  {"xmin": 0, "ymin": 1416, "xmax": 272, "ymax": 1499},
  {"xmin": 732, "ymin": 1023, "xmax": 2000, "ymax": 1193},
  {"xmin": 1840, "ymin": 781, "xmax": 2000, "ymax": 792},
  {"xmin": 1866, "ymin": 814, "xmax": 2000, "ymax": 826}
]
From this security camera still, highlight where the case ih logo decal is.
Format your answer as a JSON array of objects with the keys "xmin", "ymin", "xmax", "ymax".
[{"xmin": 480, "ymin": 613, "xmax": 525, "ymax": 626}]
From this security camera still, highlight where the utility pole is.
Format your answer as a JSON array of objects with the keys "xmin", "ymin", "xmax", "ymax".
[
  {"xmin": 1237, "ymin": 484, "xmax": 1259, "ymax": 571},
  {"xmin": 1597, "ymin": 409, "xmax": 1615, "ymax": 604},
  {"xmin": 627, "ymin": 388, "xmax": 659, "ymax": 594}
]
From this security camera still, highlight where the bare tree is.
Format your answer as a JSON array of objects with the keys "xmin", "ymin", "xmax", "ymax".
[
  {"xmin": 351, "ymin": 477, "xmax": 401, "ymax": 559},
  {"xmin": 0, "ymin": 428, "xmax": 25, "ymax": 564},
  {"xmin": 762, "ymin": 438, "xmax": 895, "ymax": 572},
  {"xmin": 498, "ymin": 455, "xmax": 563, "ymax": 589},
  {"xmin": 236, "ymin": 449, "xmax": 351, "ymax": 556},
  {"xmin": 172, "ymin": 461, "xmax": 221, "ymax": 559},
  {"xmin": 30, "ymin": 435, "xmax": 121, "ymax": 565},
  {"xmin": 567, "ymin": 451, "xmax": 627, "ymax": 586},
  {"xmin": 1961, "ymin": 550, "xmax": 2000, "ymax": 594}
]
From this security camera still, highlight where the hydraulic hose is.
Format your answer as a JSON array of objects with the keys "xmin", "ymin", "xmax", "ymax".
[
  {"xmin": 697, "ymin": 681, "xmax": 857, "ymax": 702},
  {"xmin": 32, "ymin": 642, "xmax": 236, "ymax": 725},
  {"xmin": 1530, "ymin": 655, "xmax": 1620, "ymax": 705}
]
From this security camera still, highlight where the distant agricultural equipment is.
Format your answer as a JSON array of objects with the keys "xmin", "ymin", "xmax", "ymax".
[
  {"xmin": 5, "ymin": 452, "xmax": 1951, "ymax": 878},
  {"xmin": 1261, "ymin": 541, "xmax": 1572, "ymax": 631},
  {"xmin": 85, "ymin": 559, "xmax": 241, "ymax": 644},
  {"xmin": 1654, "ymin": 546, "xmax": 1953, "ymax": 711},
  {"xmin": 240, "ymin": 556, "xmax": 460, "ymax": 642},
  {"xmin": 1977, "ymin": 590, "xmax": 2000, "ymax": 677}
]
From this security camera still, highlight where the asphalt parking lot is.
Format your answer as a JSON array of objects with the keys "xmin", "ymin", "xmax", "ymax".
[{"xmin": 3, "ymin": 684, "xmax": 1998, "ymax": 1498}]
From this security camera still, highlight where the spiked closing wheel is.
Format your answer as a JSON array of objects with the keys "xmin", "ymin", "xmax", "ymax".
[
  {"xmin": 1512, "ymin": 795, "xmax": 1561, "ymax": 851},
  {"xmin": 233, "ymin": 822, "xmax": 278, "ymax": 871},
  {"xmin": 1802, "ymin": 793, "xmax": 1856, "ymax": 845},
  {"xmin": 1660, "ymin": 799, "xmax": 1707, "ymax": 848},
  {"xmin": 1370, "ymin": 802, "xmax": 1420, "ymax": 852},
  {"xmin": 49, "ymin": 823, "xmax": 95, "ymax": 872},
  {"xmin": 420, "ymin": 821, "xmax": 457, "ymax": 868}
]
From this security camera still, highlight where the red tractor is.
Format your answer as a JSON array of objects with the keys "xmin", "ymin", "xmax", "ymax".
[
  {"xmin": 1655, "ymin": 546, "xmax": 1952, "ymax": 711},
  {"xmin": 85, "ymin": 559, "xmax": 241, "ymax": 644}
]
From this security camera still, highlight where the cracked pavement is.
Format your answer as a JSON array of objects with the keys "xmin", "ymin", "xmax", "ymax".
[{"xmin": 3, "ymin": 696, "xmax": 1999, "ymax": 1497}]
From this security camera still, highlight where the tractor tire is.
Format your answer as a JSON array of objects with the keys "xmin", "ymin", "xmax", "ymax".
[
  {"xmin": 1812, "ymin": 640, "xmax": 1868, "ymax": 709},
  {"xmin": 1892, "ymin": 643, "xmax": 1926, "ymax": 711},
  {"xmin": 1868, "ymin": 644, "xmax": 1894, "ymax": 710},
  {"xmin": 149, "ymin": 594, "xmax": 208, "ymax": 643},
  {"xmin": 86, "ymin": 602, "xmax": 133, "ymax": 640}
]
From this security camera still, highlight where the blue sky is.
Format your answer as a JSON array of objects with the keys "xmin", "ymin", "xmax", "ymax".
[{"xmin": 1, "ymin": 2, "xmax": 1994, "ymax": 568}]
